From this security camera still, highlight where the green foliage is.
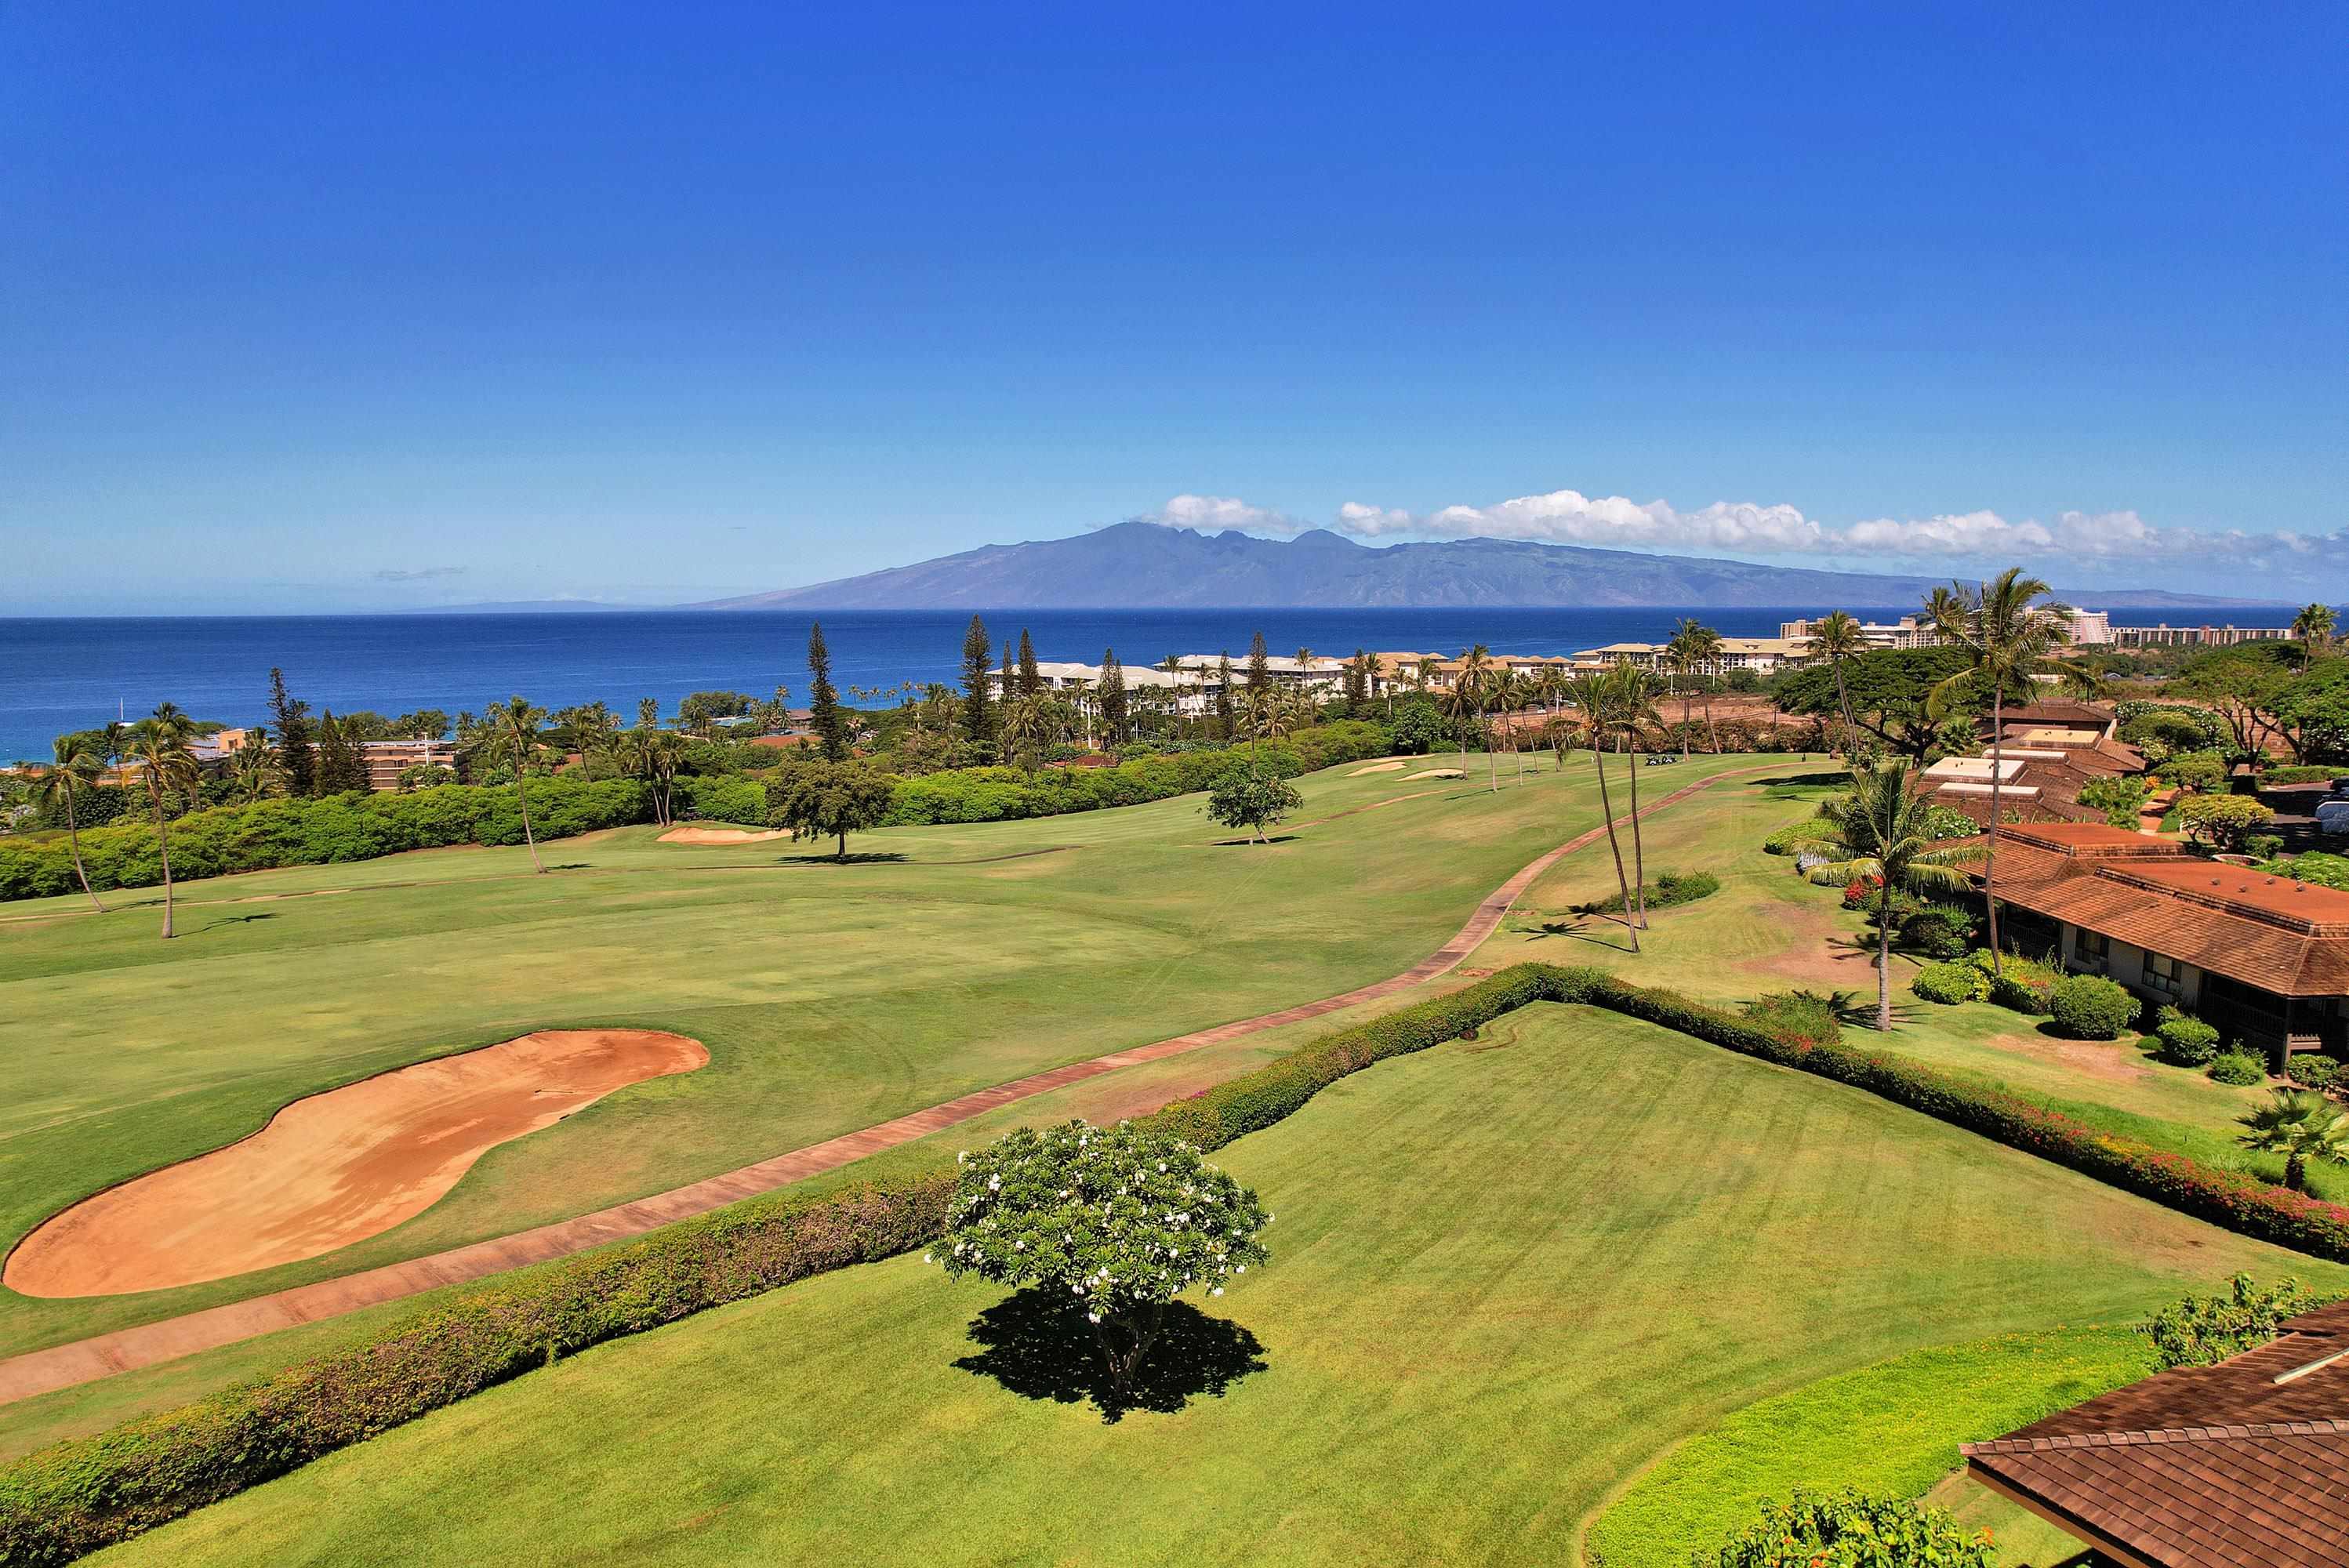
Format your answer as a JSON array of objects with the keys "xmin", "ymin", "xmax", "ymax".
[
  {"xmin": 2158, "ymin": 749, "xmax": 2230, "ymax": 793},
  {"xmin": 2289, "ymin": 1054, "xmax": 2343, "ymax": 1091},
  {"xmin": 2261, "ymin": 764, "xmax": 2340, "ymax": 784},
  {"xmin": 2176, "ymin": 792, "xmax": 2277, "ymax": 851},
  {"xmin": 1741, "ymin": 990, "xmax": 1845, "ymax": 1047},
  {"xmin": 0, "ymin": 779, "xmax": 655, "ymax": 900},
  {"xmin": 765, "ymin": 760, "xmax": 896, "ymax": 855},
  {"xmin": 1985, "ymin": 970, "xmax": 2054, "ymax": 1016},
  {"xmin": 2209, "ymin": 1052, "xmax": 2265, "ymax": 1086},
  {"xmin": 2076, "ymin": 773, "xmax": 2154, "ymax": 829},
  {"xmin": 1387, "ymin": 700, "xmax": 1454, "ymax": 755},
  {"xmin": 673, "ymin": 774, "xmax": 766, "ymax": 827},
  {"xmin": 2048, "ymin": 974, "xmax": 2137, "ymax": 1040},
  {"xmin": 2155, "ymin": 1014, "xmax": 2222, "ymax": 1066},
  {"xmin": 2264, "ymin": 851, "xmax": 2349, "ymax": 891},
  {"xmin": 1574, "ymin": 869, "xmax": 1720, "ymax": 916},
  {"xmin": 1910, "ymin": 961, "xmax": 1988, "ymax": 1006},
  {"xmin": 1204, "ymin": 764, "xmax": 1305, "ymax": 841},
  {"xmin": 1763, "ymin": 816, "xmax": 1837, "ymax": 855},
  {"xmin": 1897, "ymin": 905, "xmax": 1973, "ymax": 961},
  {"xmin": 2140, "ymin": 1273, "xmax": 2332, "ymax": 1370},
  {"xmin": 2118, "ymin": 702, "xmax": 2226, "ymax": 761},
  {"xmin": 1695, "ymin": 1487, "xmax": 1993, "ymax": 1568}
]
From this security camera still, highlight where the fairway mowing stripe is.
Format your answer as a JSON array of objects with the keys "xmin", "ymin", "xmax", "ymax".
[{"xmin": 0, "ymin": 764, "xmax": 1791, "ymax": 1406}]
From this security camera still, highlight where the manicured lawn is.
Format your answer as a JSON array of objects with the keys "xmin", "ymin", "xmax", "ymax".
[
  {"xmin": 2, "ymin": 751, "xmax": 1774, "ymax": 1357},
  {"xmin": 87, "ymin": 1005, "xmax": 2346, "ymax": 1567}
]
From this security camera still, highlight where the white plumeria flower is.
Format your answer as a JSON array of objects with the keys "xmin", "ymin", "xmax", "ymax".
[{"xmin": 1211, "ymin": 1287, "xmax": 1224, "ymax": 1297}]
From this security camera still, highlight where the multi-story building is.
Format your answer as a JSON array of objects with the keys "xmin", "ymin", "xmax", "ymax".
[
  {"xmin": 1571, "ymin": 637, "xmax": 1813, "ymax": 675},
  {"xmin": 2111, "ymin": 622, "xmax": 2294, "ymax": 648},
  {"xmin": 1779, "ymin": 607, "xmax": 2112, "ymax": 648}
]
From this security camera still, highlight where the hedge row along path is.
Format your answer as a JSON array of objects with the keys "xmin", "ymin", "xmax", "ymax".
[{"xmin": 0, "ymin": 764, "xmax": 1783, "ymax": 1407}]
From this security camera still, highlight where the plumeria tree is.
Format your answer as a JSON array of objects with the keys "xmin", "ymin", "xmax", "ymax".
[{"xmin": 930, "ymin": 1120, "xmax": 1272, "ymax": 1402}]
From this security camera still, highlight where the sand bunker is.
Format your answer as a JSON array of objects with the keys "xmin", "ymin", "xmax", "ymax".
[
  {"xmin": 1404, "ymin": 768, "xmax": 1466, "ymax": 780},
  {"xmin": 659, "ymin": 825, "xmax": 788, "ymax": 844},
  {"xmin": 5, "ymin": 1029, "xmax": 707, "ymax": 1298},
  {"xmin": 1347, "ymin": 760, "xmax": 1407, "ymax": 775}
]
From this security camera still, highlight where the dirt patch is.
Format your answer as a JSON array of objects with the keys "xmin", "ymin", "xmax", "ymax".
[
  {"xmin": 4, "ymin": 1029, "xmax": 708, "ymax": 1298},
  {"xmin": 1987, "ymin": 1031, "xmax": 2153, "ymax": 1085},
  {"xmin": 1735, "ymin": 900, "xmax": 1884, "ymax": 990},
  {"xmin": 658, "ymin": 825, "xmax": 788, "ymax": 845},
  {"xmin": 1404, "ymin": 768, "xmax": 1466, "ymax": 781},
  {"xmin": 1347, "ymin": 760, "xmax": 1407, "ymax": 775}
]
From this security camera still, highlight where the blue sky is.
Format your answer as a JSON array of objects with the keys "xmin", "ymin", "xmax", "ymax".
[{"xmin": 8, "ymin": 2, "xmax": 2345, "ymax": 613}]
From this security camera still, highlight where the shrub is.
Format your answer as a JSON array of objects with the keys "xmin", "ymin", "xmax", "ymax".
[
  {"xmin": 1763, "ymin": 818, "xmax": 1835, "ymax": 855},
  {"xmin": 2259, "ymin": 851, "xmax": 2349, "ymax": 890},
  {"xmin": 1911, "ymin": 961, "xmax": 1988, "ymax": 1006},
  {"xmin": 1897, "ymin": 905, "xmax": 1973, "ymax": 961},
  {"xmin": 2140, "ymin": 1273, "xmax": 2336, "ymax": 1370},
  {"xmin": 2162, "ymin": 750, "xmax": 2232, "ymax": 794},
  {"xmin": 2209, "ymin": 1052, "xmax": 2266, "ymax": 1086},
  {"xmin": 674, "ymin": 774, "xmax": 766, "ymax": 826},
  {"xmin": 1741, "ymin": 991, "xmax": 1845, "ymax": 1047},
  {"xmin": 2078, "ymin": 774, "xmax": 2155, "ymax": 829},
  {"xmin": 1574, "ymin": 869, "xmax": 1721, "ymax": 916},
  {"xmin": 2177, "ymin": 793, "xmax": 2277, "ymax": 852},
  {"xmin": 1987, "ymin": 971, "xmax": 2054, "ymax": 1016},
  {"xmin": 2049, "ymin": 975, "xmax": 2137, "ymax": 1040},
  {"xmin": 2260, "ymin": 764, "xmax": 2339, "ymax": 785},
  {"xmin": 2155, "ymin": 1014, "xmax": 2222, "ymax": 1067},
  {"xmin": 2289, "ymin": 1054, "xmax": 2343, "ymax": 1092},
  {"xmin": 1697, "ymin": 1487, "xmax": 1993, "ymax": 1567}
]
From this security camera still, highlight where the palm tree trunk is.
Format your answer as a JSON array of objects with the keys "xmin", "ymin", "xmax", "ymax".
[
  {"xmin": 1681, "ymin": 691, "xmax": 1692, "ymax": 760},
  {"xmin": 64, "ymin": 780, "xmax": 103, "ymax": 913},
  {"xmin": 152, "ymin": 790, "xmax": 176, "ymax": 939},
  {"xmin": 517, "ymin": 776, "xmax": 545, "ymax": 873},
  {"xmin": 1832, "ymin": 659, "xmax": 1855, "ymax": 764},
  {"xmin": 1705, "ymin": 687, "xmax": 1719, "ymax": 754},
  {"xmin": 1486, "ymin": 713, "xmax": 1499, "ymax": 792},
  {"xmin": 1877, "ymin": 886, "xmax": 1894, "ymax": 1032},
  {"xmin": 1590, "ymin": 746, "xmax": 1638, "ymax": 953},
  {"xmin": 1984, "ymin": 681, "xmax": 2005, "ymax": 976},
  {"xmin": 2289, "ymin": 1152, "xmax": 2307, "ymax": 1193}
]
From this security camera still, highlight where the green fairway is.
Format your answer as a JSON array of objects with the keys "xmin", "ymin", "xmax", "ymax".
[
  {"xmin": 87, "ymin": 1004, "xmax": 2347, "ymax": 1568},
  {"xmin": 2, "ymin": 752, "xmax": 1770, "ymax": 1356}
]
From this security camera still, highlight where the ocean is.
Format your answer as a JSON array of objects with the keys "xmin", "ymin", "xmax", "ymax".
[{"xmin": 0, "ymin": 607, "xmax": 1912, "ymax": 760}]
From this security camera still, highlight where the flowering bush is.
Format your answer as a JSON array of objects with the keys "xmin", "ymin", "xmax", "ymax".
[
  {"xmin": 1839, "ymin": 874, "xmax": 1884, "ymax": 911},
  {"xmin": 1697, "ymin": 1487, "xmax": 1993, "ymax": 1566},
  {"xmin": 931, "ymin": 1121, "xmax": 1269, "ymax": 1397}
]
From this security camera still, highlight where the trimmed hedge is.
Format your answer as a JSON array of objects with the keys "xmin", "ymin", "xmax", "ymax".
[
  {"xmin": 20, "ymin": 961, "xmax": 2349, "ymax": 1563},
  {"xmin": 1911, "ymin": 961, "xmax": 1987, "ymax": 1006},
  {"xmin": 1572, "ymin": 869, "xmax": 1720, "ymax": 916}
]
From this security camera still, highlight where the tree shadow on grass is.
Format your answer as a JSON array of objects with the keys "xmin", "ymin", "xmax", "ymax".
[
  {"xmin": 772, "ymin": 851, "xmax": 909, "ymax": 865},
  {"xmin": 1511, "ymin": 915, "xmax": 1637, "ymax": 951},
  {"xmin": 953, "ymin": 1289, "xmax": 1267, "ymax": 1424},
  {"xmin": 198, "ymin": 911, "xmax": 279, "ymax": 932}
]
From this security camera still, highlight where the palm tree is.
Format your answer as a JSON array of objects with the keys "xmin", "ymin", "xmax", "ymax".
[
  {"xmin": 1457, "ymin": 646, "xmax": 1499, "ymax": 790},
  {"xmin": 1607, "ymin": 662, "xmax": 1663, "ymax": 931},
  {"xmin": 1803, "ymin": 760, "xmax": 1986, "ymax": 1031},
  {"xmin": 1663, "ymin": 622, "xmax": 1702, "ymax": 759},
  {"xmin": 1293, "ymin": 648, "xmax": 1319, "ymax": 710},
  {"xmin": 1803, "ymin": 612, "xmax": 1868, "ymax": 764},
  {"xmin": 1439, "ymin": 675, "xmax": 1485, "ymax": 779},
  {"xmin": 2237, "ymin": 1088, "xmax": 2349, "ymax": 1193},
  {"xmin": 1500, "ymin": 672, "xmax": 1535, "ymax": 779},
  {"xmin": 1562, "ymin": 671, "xmax": 1637, "ymax": 953},
  {"xmin": 487, "ymin": 696, "xmax": 551, "ymax": 873},
  {"xmin": 123, "ymin": 705, "xmax": 201, "ymax": 938},
  {"xmin": 31, "ymin": 731, "xmax": 110, "ymax": 912},
  {"xmin": 2293, "ymin": 604, "xmax": 2336, "ymax": 672},
  {"xmin": 1926, "ymin": 568, "xmax": 2071, "ymax": 975},
  {"xmin": 572, "ymin": 701, "xmax": 621, "ymax": 780},
  {"xmin": 228, "ymin": 730, "xmax": 287, "ymax": 805},
  {"xmin": 1685, "ymin": 623, "xmax": 1727, "ymax": 753},
  {"xmin": 1000, "ymin": 695, "xmax": 1051, "ymax": 770}
]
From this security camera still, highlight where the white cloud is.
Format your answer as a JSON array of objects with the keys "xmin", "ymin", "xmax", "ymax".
[
  {"xmin": 1131, "ymin": 488, "xmax": 2328, "ymax": 572},
  {"xmin": 1129, "ymin": 494, "xmax": 1311, "ymax": 535}
]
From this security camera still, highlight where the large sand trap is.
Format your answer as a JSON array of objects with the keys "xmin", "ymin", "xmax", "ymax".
[
  {"xmin": 658, "ymin": 825, "xmax": 788, "ymax": 844},
  {"xmin": 5, "ymin": 1030, "xmax": 707, "ymax": 1298},
  {"xmin": 1347, "ymin": 760, "xmax": 1407, "ymax": 775},
  {"xmin": 1403, "ymin": 768, "xmax": 1465, "ymax": 780}
]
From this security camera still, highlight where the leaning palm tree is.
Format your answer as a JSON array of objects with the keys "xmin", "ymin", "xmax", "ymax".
[
  {"xmin": 123, "ymin": 705, "xmax": 201, "ymax": 938},
  {"xmin": 2293, "ymin": 604, "xmax": 2336, "ymax": 672},
  {"xmin": 1685, "ymin": 622, "xmax": 1727, "ymax": 753},
  {"xmin": 1607, "ymin": 661, "xmax": 1664, "ymax": 931},
  {"xmin": 1803, "ymin": 760, "xmax": 1986, "ymax": 1031},
  {"xmin": 2238, "ymin": 1088, "xmax": 2349, "ymax": 1193},
  {"xmin": 1803, "ymin": 612, "xmax": 1868, "ymax": 764},
  {"xmin": 1562, "ymin": 671, "xmax": 1637, "ymax": 953},
  {"xmin": 31, "ymin": 731, "xmax": 110, "ymax": 912},
  {"xmin": 1926, "ymin": 569, "xmax": 2071, "ymax": 975},
  {"xmin": 487, "ymin": 696, "xmax": 551, "ymax": 873},
  {"xmin": 1458, "ymin": 646, "xmax": 1500, "ymax": 790}
]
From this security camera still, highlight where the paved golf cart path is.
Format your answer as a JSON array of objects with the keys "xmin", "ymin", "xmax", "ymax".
[{"xmin": 0, "ymin": 764, "xmax": 1782, "ymax": 1405}]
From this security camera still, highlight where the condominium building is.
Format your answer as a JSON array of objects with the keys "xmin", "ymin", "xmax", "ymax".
[{"xmin": 2111, "ymin": 622, "xmax": 2294, "ymax": 648}]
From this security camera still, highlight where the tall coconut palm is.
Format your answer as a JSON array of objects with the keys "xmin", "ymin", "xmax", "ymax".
[
  {"xmin": 32, "ymin": 731, "xmax": 110, "ymax": 913},
  {"xmin": 1562, "ymin": 671, "xmax": 1637, "ymax": 953},
  {"xmin": 1803, "ymin": 612, "xmax": 1868, "ymax": 764},
  {"xmin": 1607, "ymin": 661, "xmax": 1663, "ymax": 931},
  {"xmin": 228, "ymin": 729, "xmax": 287, "ymax": 805},
  {"xmin": 2237, "ymin": 1088, "xmax": 2349, "ymax": 1193},
  {"xmin": 1663, "ymin": 622, "xmax": 1702, "ymax": 759},
  {"xmin": 487, "ymin": 696, "xmax": 551, "ymax": 873},
  {"xmin": 1685, "ymin": 622, "xmax": 1726, "ymax": 753},
  {"xmin": 1803, "ymin": 760, "xmax": 1986, "ymax": 1031},
  {"xmin": 123, "ymin": 705, "xmax": 201, "ymax": 938},
  {"xmin": 1501, "ymin": 672, "xmax": 1536, "ymax": 778},
  {"xmin": 1457, "ymin": 646, "xmax": 1500, "ymax": 790},
  {"xmin": 2293, "ymin": 604, "xmax": 2336, "ymax": 671},
  {"xmin": 572, "ymin": 701, "xmax": 621, "ymax": 780},
  {"xmin": 1439, "ymin": 673, "xmax": 1486, "ymax": 779},
  {"xmin": 1293, "ymin": 648, "xmax": 1319, "ymax": 710},
  {"xmin": 1926, "ymin": 569, "xmax": 2071, "ymax": 975}
]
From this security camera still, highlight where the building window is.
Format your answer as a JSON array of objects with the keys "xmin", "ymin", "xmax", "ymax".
[
  {"xmin": 2144, "ymin": 952, "xmax": 2184, "ymax": 996},
  {"xmin": 2072, "ymin": 930, "xmax": 2108, "ymax": 974}
]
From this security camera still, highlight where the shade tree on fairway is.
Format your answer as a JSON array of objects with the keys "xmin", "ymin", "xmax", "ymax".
[
  {"xmin": 765, "ymin": 758, "xmax": 896, "ymax": 858},
  {"xmin": 930, "ymin": 1120, "xmax": 1270, "ymax": 1406},
  {"xmin": 1205, "ymin": 764, "xmax": 1303, "ymax": 844}
]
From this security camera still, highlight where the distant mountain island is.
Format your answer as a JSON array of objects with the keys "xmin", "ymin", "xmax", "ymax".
[{"xmin": 690, "ymin": 521, "xmax": 2289, "ymax": 613}]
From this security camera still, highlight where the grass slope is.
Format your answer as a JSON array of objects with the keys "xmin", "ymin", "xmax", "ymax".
[
  {"xmin": 2, "ymin": 753, "xmax": 1766, "ymax": 1356},
  {"xmin": 89, "ymin": 1005, "xmax": 2346, "ymax": 1568}
]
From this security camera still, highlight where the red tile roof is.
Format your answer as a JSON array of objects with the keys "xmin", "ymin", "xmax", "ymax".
[{"xmin": 1966, "ymin": 1320, "xmax": 2349, "ymax": 1567}]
